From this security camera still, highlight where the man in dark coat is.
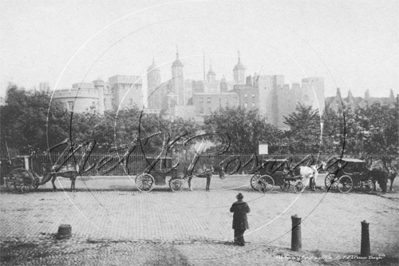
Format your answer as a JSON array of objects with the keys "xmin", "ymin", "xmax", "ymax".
[{"xmin": 230, "ymin": 193, "xmax": 250, "ymax": 246}]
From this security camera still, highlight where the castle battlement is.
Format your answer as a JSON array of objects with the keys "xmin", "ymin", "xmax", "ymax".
[
  {"xmin": 109, "ymin": 75, "xmax": 142, "ymax": 85},
  {"xmin": 53, "ymin": 88, "xmax": 100, "ymax": 99}
]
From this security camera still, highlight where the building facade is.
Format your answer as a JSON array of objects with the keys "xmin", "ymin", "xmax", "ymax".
[
  {"xmin": 52, "ymin": 75, "xmax": 142, "ymax": 114},
  {"xmin": 326, "ymin": 88, "xmax": 397, "ymax": 112}
]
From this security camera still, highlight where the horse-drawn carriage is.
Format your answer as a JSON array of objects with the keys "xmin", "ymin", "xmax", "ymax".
[
  {"xmin": 3, "ymin": 155, "xmax": 79, "ymax": 193},
  {"xmin": 135, "ymin": 157, "xmax": 224, "ymax": 192},
  {"xmin": 135, "ymin": 156, "xmax": 184, "ymax": 192},
  {"xmin": 250, "ymin": 158, "xmax": 316, "ymax": 193},
  {"xmin": 324, "ymin": 157, "xmax": 374, "ymax": 193}
]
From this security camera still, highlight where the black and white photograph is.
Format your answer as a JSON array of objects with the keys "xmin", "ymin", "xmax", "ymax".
[{"xmin": 0, "ymin": 0, "xmax": 398, "ymax": 265}]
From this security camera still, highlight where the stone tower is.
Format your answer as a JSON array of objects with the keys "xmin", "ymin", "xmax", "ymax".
[
  {"xmin": 94, "ymin": 79, "xmax": 105, "ymax": 115},
  {"xmin": 171, "ymin": 48, "xmax": 184, "ymax": 105},
  {"xmin": 147, "ymin": 59, "xmax": 162, "ymax": 109},
  {"xmin": 233, "ymin": 51, "xmax": 246, "ymax": 84},
  {"xmin": 207, "ymin": 62, "xmax": 216, "ymax": 83}
]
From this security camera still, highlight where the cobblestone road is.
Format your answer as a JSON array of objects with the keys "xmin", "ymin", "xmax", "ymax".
[{"xmin": 1, "ymin": 175, "xmax": 398, "ymax": 265}]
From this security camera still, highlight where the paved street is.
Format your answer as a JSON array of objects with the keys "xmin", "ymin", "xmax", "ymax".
[{"xmin": 1, "ymin": 175, "xmax": 398, "ymax": 265}]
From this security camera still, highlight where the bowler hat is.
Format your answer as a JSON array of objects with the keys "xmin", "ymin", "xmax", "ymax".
[{"xmin": 236, "ymin": 193, "xmax": 244, "ymax": 199}]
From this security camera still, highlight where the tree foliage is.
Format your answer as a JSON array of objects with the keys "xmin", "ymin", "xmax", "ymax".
[
  {"xmin": 283, "ymin": 101, "xmax": 398, "ymax": 161},
  {"xmin": 203, "ymin": 107, "xmax": 282, "ymax": 154},
  {"xmin": 283, "ymin": 104, "xmax": 321, "ymax": 154},
  {"xmin": 0, "ymin": 85, "xmax": 69, "ymax": 155}
]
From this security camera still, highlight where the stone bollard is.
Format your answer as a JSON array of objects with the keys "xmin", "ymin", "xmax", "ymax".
[
  {"xmin": 360, "ymin": 220, "xmax": 370, "ymax": 257},
  {"xmin": 57, "ymin": 224, "xmax": 72, "ymax": 239},
  {"xmin": 291, "ymin": 214, "xmax": 302, "ymax": 251}
]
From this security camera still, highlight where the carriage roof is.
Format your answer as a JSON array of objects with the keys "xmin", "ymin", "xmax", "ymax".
[
  {"xmin": 339, "ymin": 158, "xmax": 366, "ymax": 163},
  {"xmin": 262, "ymin": 158, "xmax": 289, "ymax": 163}
]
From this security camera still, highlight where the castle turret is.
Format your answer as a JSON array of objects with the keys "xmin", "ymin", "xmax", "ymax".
[
  {"xmin": 171, "ymin": 48, "xmax": 184, "ymax": 105},
  {"xmin": 233, "ymin": 51, "xmax": 246, "ymax": 84},
  {"xmin": 365, "ymin": 89, "xmax": 370, "ymax": 99},
  {"xmin": 207, "ymin": 62, "xmax": 216, "ymax": 83},
  {"xmin": 147, "ymin": 58, "xmax": 162, "ymax": 109},
  {"xmin": 94, "ymin": 79, "xmax": 105, "ymax": 115}
]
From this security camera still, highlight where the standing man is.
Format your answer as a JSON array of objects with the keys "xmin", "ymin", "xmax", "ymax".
[{"xmin": 230, "ymin": 193, "xmax": 250, "ymax": 246}]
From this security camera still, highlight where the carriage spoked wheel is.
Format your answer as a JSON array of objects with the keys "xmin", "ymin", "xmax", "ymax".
[
  {"xmin": 280, "ymin": 181, "xmax": 290, "ymax": 192},
  {"xmin": 337, "ymin": 175, "xmax": 353, "ymax": 193},
  {"xmin": 250, "ymin": 174, "xmax": 274, "ymax": 193},
  {"xmin": 360, "ymin": 180, "xmax": 374, "ymax": 193},
  {"xmin": 294, "ymin": 181, "xmax": 305, "ymax": 193},
  {"xmin": 11, "ymin": 168, "xmax": 35, "ymax": 193},
  {"xmin": 135, "ymin": 173, "xmax": 155, "ymax": 192},
  {"xmin": 5, "ymin": 175, "xmax": 17, "ymax": 191},
  {"xmin": 169, "ymin": 179, "xmax": 183, "ymax": 192},
  {"xmin": 325, "ymin": 173, "xmax": 338, "ymax": 191}
]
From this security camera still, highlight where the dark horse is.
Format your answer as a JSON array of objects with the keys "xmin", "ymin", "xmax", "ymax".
[
  {"xmin": 40, "ymin": 163, "xmax": 79, "ymax": 191},
  {"xmin": 370, "ymin": 167, "xmax": 397, "ymax": 192},
  {"xmin": 187, "ymin": 164, "xmax": 225, "ymax": 191},
  {"xmin": 370, "ymin": 168, "xmax": 389, "ymax": 193}
]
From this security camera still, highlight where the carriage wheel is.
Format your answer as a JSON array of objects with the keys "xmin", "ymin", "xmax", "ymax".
[
  {"xmin": 135, "ymin": 173, "xmax": 155, "ymax": 192},
  {"xmin": 250, "ymin": 174, "xmax": 260, "ymax": 190},
  {"xmin": 259, "ymin": 175, "xmax": 274, "ymax": 192},
  {"xmin": 280, "ymin": 181, "xmax": 290, "ymax": 192},
  {"xmin": 5, "ymin": 176, "xmax": 17, "ymax": 191},
  {"xmin": 11, "ymin": 168, "xmax": 34, "ymax": 193},
  {"xmin": 361, "ymin": 180, "xmax": 374, "ymax": 193},
  {"xmin": 325, "ymin": 173, "xmax": 337, "ymax": 190},
  {"xmin": 294, "ymin": 181, "xmax": 305, "ymax": 193},
  {"xmin": 250, "ymin": 174, "xmax": 274, "ymax": 192},
  {"xmin": 169, "ymin": 179, "xmax": 183, "ymax": 192},
  {"xmin": 337, "ymin": 175, "xmax": 353, "ymax": 193}
]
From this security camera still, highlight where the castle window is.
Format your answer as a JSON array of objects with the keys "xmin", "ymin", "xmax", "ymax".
[
  {"xmin": 244, "ymin": 103, "xmax": 248, "ymax": 108},
  {"xmin": 252, "ymin": 102, "xmax": 255, "ymax": 107},
  {"xmin": 68, "ymin": 101, "xmax": 74, "ymax": 110},
  {"xmin": 207, "ymin": 97, "xmax": 211, "ymax": 103},
  {"xmin": 244, "ymin": 94, "xmax": 248, "ymax": 98},
  {"xmin": 252, "ymin": 94, "xmax": 255, "ymax": 98},
  {"xmin": 199, "ymin": 97, "xmax": 203, "ymax": 103},
  {"xmin": 304, "ymin": 95, "xmax": 309, "ymax": 101},
  {"xmin": 208, "ymin": 107, "xmax": 212, "ymax": 113},
  {"xmin": 199, "ymin": 107, "xmax": 203, "ymax": 114}
]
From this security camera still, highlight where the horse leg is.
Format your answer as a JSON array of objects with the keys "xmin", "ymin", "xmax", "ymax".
[
  {"xmin": 71, "ymin": 176, "xmax": 76, "ymax": 192},
  {"xmin": 206, "ymin": 176, "xmax": 211, "ymax": 191},
  {"xmin": 51, "ymin": 175, "xmax": 57, "ymax": 191},
  {"xmin": 188, "ymin": 176, "xmax": 193, "ymax": 191},
  {"xmin": 389, "ymin": 175, "xmax": 395, "ymax": 191},
  {"xmin": 309, "ymin": 177, "xmax": 315, "ymax": 191}
]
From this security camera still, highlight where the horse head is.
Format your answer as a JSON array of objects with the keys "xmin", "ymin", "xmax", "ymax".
[
  {"xmin": 317, "ymin": 161, "xmax": 327, "ymax": 171},
  {"xmin": 213, "ymin": 165, "xmax": 226, "ymax": 179}
]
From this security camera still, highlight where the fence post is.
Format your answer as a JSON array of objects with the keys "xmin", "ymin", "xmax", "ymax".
[
  {"xmin": 291, "ymin": 214, "xmax": 302, "ymax": 251},
  {"xmin": 360, "ymin": 220, "xmax": 370, "ymax": 257}
]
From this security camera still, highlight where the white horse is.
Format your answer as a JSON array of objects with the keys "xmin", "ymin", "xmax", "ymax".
[{"xmin": 285, "ymin": 161, "xmax": 326, "ymax": 190}]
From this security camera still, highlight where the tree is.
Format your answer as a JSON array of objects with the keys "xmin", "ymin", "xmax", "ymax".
[
  {"xmin": 0, "ymin": 85, "xmax": 69, "ymax": 155},
  {"xmin": 356, "ymin": 102, "xmax": 399, "ymax": 167},
  {"xmin": 203, "ymin": 107, "xmax": 282, "ymax": 154},
  {"xmin": 283, "ymin": 104, "xmax": 322, "ymax": 154}
]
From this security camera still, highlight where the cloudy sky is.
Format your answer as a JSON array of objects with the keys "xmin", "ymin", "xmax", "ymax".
[{"xmin": 1, "ymin": 0, "xmax": 398, "ymax": 98}]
